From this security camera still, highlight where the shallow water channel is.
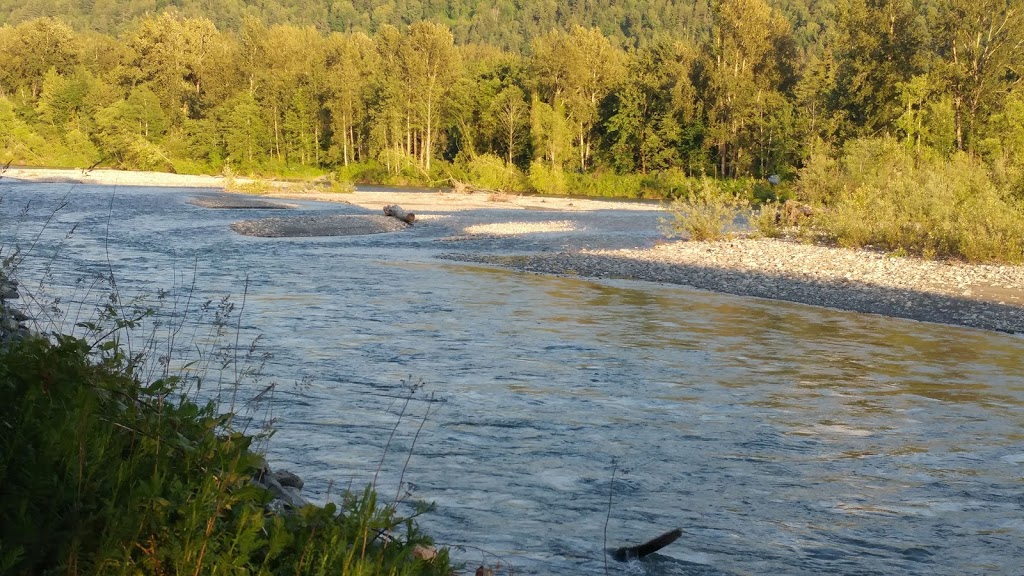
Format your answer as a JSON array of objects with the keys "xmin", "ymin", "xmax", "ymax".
[{"xmin": 2, "ymin": 182, "xmax": 1023, "ymax": 575}]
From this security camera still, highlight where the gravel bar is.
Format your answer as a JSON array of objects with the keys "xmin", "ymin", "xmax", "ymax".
[
  {"xmin": 443, "ymin": 238, "xmax": 1024, "ymax": 334},
  {"xmin": 189, "ymin": 195, "xmax": 295, "ymax": 209},
  {"xmin": 231, "ymin": 214, "xmax": 410, "ymax": 237}
]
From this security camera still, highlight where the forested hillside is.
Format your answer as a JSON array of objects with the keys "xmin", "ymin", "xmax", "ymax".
[
  {"xmin": 0, "ymin": 0, "xmax": 1022, "ymax": 202},
  {"xmin": 0, "ymin": 0, "xmax": 729, "ymax": 49}
]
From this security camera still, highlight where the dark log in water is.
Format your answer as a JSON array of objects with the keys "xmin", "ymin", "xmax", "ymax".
[
  {"xmin": 383, "ymin": 204, "xmax": 415, "ymax": 223},
  {"xmin": 611, "ymin": 528, "xmax": 683, "ymax": 561}
]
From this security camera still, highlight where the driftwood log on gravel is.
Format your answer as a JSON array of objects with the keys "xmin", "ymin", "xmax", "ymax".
[
  {"xmin": 383, "ymin": 204, "xmax": 415, "ymax": 223},
  {"xmin": 610, "ymin": 528, "xmax": 683, "ymax": 561}
]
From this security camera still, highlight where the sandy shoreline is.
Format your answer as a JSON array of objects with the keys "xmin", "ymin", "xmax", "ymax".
[
  {"xmin": 2, "ymin": 167, "xmax": 234, "ymax": 188},
  {"xmin": 5, "ymin": 167, "xmax": 1023, "ymax": 333}
]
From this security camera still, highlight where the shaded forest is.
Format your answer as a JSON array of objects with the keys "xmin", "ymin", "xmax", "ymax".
[{"xmin": 0, "ymin": 0, "xmax": 1022, "ymax": 199}]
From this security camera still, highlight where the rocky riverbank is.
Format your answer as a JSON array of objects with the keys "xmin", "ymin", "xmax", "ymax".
[
  {"xmin": 0, "ymin": 277, "xmax": 30, "ymax": 341},
  {"xmin": 442, "ymin": 238, "xmax": 1024, "ymax": 334},
  {"xmin": 252, "ymin": 458, "xmax": 311, "ymax": 513}
]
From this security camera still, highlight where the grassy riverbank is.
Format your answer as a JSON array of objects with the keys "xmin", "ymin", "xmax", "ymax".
[{"xmin": 0, "ymin": 322, "xmax": 449, "ymax": 575}]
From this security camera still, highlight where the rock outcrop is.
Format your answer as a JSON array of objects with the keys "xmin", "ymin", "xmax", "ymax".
[{"xmin": 251, "ymin": 457, "xmax": 310, "ymax": 512}]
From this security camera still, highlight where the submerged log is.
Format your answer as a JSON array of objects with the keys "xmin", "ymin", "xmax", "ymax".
[
  {"xmin": 611, "ymin": 528, "xmax": 683, "ymax": 561},
  {"xmin": 383, "ymin": 204, "xmax": 415, "ymax": 224}
]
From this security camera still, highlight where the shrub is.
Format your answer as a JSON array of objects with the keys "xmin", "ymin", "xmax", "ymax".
[
  {"xmin": 337, "ymin": 160, "xmax": 393, "ymax": 185},
  {"xmin": 795, "ymin": 138, "xmax": 842, "ymax": 206},
  {"xmin": 803, "ymin": 137, "xmax": 1024, "ymax": 263},
  {"xmin": 453, "ymin": 153, "xmax": 526, "ymax": 193},
  {"xmin": 527, "ymin": 161, "xmax": 567, "ymax": 195},
  {"xmin": 642, "ymin": 168, "xmax": 693, "ymax": 199},
  {"xmin": 750, "ymin": 200, "xmax": 785, "ymax": 238},
  {"xmin": 564, "ymin": 171, "xmax": 645, "ymax": 198},
  {"xmin": 663, "ymin": 177, "xmax": 750, "ymax": 241}
]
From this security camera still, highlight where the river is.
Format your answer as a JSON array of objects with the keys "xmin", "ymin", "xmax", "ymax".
[{"xmin": 1, "ymin": 181, "xmax": 1022, "ymax": 575}]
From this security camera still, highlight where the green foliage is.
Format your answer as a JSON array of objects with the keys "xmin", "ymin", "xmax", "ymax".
[
  {"xmin": 336, "ymin": 160, "xmax": 395, "ymax": 185},
  {"xmin": 751, "ymin": 201, "xmax": 787, "ymax": 238},
  {"xmin": 565, "ymin": 171, "xmax": 646, "ymax": 198},
  {"xmin": 453, "ymin": 153, "xmax": 526, "ymax": 192},
  {"xmin": 0, "ymin": 332, "xmax": 449, "ymax": 576},
  {"xmin": 641, "ymin": 169, "xmax": 709, "ymax": 199},
  {"xmin": 0, "ymin": 1, "xmax": 1022, "ymax": 207},
  {"xmin": 0, "ymin": 95, "xmax": 47, "ymax": 163},
  {"xmin": 0, "ymin": 18, "xmax": 79, "ymax": 100},
  {"xmin": 219, "ymin": 92, "xmax": 271, "ymax": 170},
  {"xmin": 526, "ymin": 160, "xmax": 566, "ymax": 195},
  {"xmin": 979, "ymin": 89, "xmax": 1024, "ymax": 199},
  {"xmin": 664, "ymin": 177, "xmax": 751, "ymax": 241},
  {"xmin": 830, "ymin": 0, "xmax": 928, "ymax": 138},
  {"xmin": 321, "ymin": 172, "xmax": 356, "ymax": 193},
  {"xmin": 801, "ymin": 137, "xmax": 1024, "ymax": 263}
]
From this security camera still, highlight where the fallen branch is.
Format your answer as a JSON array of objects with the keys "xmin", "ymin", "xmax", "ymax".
[{"xmin": 610, "ymin": 528, "xmax": 683, "ymax": 561}]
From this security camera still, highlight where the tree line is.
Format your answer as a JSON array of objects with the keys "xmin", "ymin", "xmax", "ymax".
[{"xmin": 0, "ymin": 0, "xmax": 1022, "ymax": 196}]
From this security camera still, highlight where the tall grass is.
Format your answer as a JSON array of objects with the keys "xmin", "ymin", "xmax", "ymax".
[{"xmin": 798, "ymin": 137, "xmax": 1024, "ymax": 263}]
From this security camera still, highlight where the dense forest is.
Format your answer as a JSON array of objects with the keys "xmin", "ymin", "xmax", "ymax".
[
  {"xmin": 0, "ymin": 0, "xmax": 725, "ymax": 48},
  {"xmin": 0, "ymin": 0, "xmax": 1022, "ymax": 201}
]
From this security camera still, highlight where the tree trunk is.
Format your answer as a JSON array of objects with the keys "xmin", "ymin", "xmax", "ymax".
[
  {"xmin": 508, "ymin": 121, "xmax": 515, "ymax": 165},
  {"xmin": 406, "ymin": 112, "xmax": 412, "ymax": 158},
  {"xmin": 342, "ymin": 114, "xmax": 349, "ymax": 166},
  {"xmin": 273, "ymin": 103, "xmax": 282, "ymax": 161},
  {"xmin": 426, "ymin": 100, "xmax": 432, "ymax": 172},
  {"xmin": 350, "ymin": 124, "xmax": 357, "ymax": 162},
  {"xmin": 579, "ymin": 124, "xmax": 586, "ymax": 171}
]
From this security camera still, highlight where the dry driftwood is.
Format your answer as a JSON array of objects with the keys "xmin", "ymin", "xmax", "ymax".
[
  {"xmin": 611, "ymin": 528, "xmax": 683, "ymax": 561},
  {"xmin": 383, "ymin": 204, "xmax": 415, "ymax": 224}
]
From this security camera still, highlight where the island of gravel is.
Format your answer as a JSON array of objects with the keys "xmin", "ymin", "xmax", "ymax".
[
  {"xmin": 230, "ymin": 214, "xmax": 410, "ymax": 237},
  {"xmin": 188, "ymin": 194, "xmax": 297, "ymax": 209}
]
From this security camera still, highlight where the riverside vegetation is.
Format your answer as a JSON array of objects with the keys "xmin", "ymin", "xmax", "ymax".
[
  {"xmin": 0, "ymin": 262, "xmax": 449, "ymax": 575},
  {"xmin": 2, "ymin": 0, "xmax": 1024, "ymax": 261},
  {"xmin": 668, "ymin": 139, "xmax": 1024, "ymax": 264}
]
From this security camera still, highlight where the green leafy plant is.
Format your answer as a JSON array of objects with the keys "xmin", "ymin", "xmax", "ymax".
[
  {"xmin": 750, "ymin": 200, "xmax": 785, "ymax": 238},
  {"xmin": 663, "ymin": 177, "xmax": 750, "ymax": 241},
  {"xmin": 801, "ymin": 137, "xmax": 1024, "ymax": 263},
  {"xmin": 527, "ymin": 161, "xmax": 567, "ymax": 195},
  {"xmin": 0, "ymin": 329, "xmax": 450, "ymax": 576}
]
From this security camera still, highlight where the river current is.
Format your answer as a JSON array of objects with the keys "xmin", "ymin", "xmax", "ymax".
[{"xmin": 2, "ymin": 181, "xmax": 1022, "ymax": 575}]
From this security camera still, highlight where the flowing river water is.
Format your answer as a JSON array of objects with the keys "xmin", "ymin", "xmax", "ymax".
[{"xmin": 2, "ymin": 182, "xmax": 1023, "ymax": 575}]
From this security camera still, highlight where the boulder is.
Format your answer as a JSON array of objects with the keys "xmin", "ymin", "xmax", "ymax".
[
  {"xmin": 272, "ymin": 469, "xmax": 304, "ymax": 489},
  {"xmin": 251, "ymin": 458, "xmax": 309, "ymax": 512},
  {"xmin": 1, "ymin": 283, "xmax": 19, "ymax": 300}
]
